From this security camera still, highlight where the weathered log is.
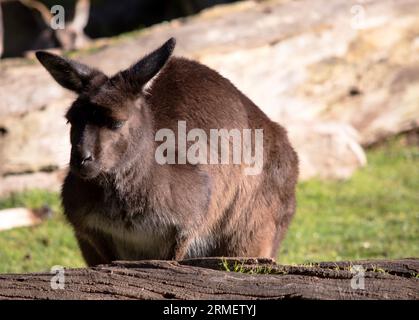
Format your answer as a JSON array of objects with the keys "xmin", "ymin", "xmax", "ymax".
[{"xmin": 0, "ymin": 258, "xmax": 417, "ymax": 300}]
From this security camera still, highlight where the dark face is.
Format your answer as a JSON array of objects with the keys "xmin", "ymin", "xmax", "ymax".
[
  {"xmin": 66, "ymin": 96, "xmax": 141, "ymax": 180},
  {"xmin": 35, "ymin": 37, "xmax": 176, "ymax": 179}
]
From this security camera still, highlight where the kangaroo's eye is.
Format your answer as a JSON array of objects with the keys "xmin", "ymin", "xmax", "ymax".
[{"xmin": 109, "ymin": 121, "xmax": 124, "ymax": 130}]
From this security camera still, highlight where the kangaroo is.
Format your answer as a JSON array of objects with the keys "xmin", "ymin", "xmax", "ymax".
[{"xmin": 36, "ymin": 38, "xmax": 298, "ymax": 266}]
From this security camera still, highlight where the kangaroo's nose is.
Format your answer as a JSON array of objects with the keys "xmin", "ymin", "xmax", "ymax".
[{"xmin": 80, "ymin": 150, "xmax": 93, "ymax": 166}]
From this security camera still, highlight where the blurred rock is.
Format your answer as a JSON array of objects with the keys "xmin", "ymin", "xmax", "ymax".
[
  {"xmin": 0, "ymin": 170, "xmax": 65, "ymax": 196},
  {"xmin": 287, "ymin": 122, "xmax": 366, "ymax": 180},
  {"xmin": 198, "ymin": 0, "xmax": 419, "ymax": 146},
  {"xmin": 1, "ymin": 0, "xmax": 240, "ymax": 58},
  {"xmin": 0, "ymin": 99, "xmax": 71, "ymax": 175},
  {"xmin": 1, "ymin": 0, "xmax": 419, "ymax": 195}
]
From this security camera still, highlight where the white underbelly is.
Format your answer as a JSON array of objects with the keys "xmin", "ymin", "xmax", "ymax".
[
  {"xmin": 85, "ymin": 213, "xmax": 176, "ymax": 260},
  {"xmin": 112, "ymin": 229, "xmax": 174, "ymax": 260}
]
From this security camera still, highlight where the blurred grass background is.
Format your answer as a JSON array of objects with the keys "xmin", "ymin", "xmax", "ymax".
[{"xmin": 0, "ymin": 137, "xmax": 417, "ymax": 273}]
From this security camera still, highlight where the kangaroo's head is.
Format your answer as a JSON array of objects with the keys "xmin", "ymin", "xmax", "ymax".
[{"xmin": 36, "ymin": 38, "xmax": 176, "ymax": 179}]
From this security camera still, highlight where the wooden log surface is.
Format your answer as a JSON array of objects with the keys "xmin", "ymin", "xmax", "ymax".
[{"xmin": 0, "ymin": 258, "xmax": 417, "ymax": 300}]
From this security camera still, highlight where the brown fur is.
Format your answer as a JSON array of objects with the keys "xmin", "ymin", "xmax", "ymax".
[{"xmin": 36, "ymin": 38, "xmax": 298, "ymax": 266}]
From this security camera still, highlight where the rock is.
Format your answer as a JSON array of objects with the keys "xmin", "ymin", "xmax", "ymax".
[
  {"xmin": 198, "ymin": 0, "xmax": 419, "ymax": 146},
  {"xmin": 287, "ymin": 122, "xmax": 366, "ymax": 180},
  {"xmin": 0, "ymin": 99, "xmax": 71, "ymax": 175},
  {"xmin": 1, "ymin": 0, "xmax": 418, "ymax": 194},
  {"xmin": 0, "ymin": 170, "xmax": 65, "ymax": 197}
]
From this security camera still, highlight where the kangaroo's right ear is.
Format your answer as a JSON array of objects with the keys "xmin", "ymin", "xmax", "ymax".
[
  {"xmin": 36, "ymin": 51, "xmax": 103, "ymax": 93},
  {"xmin": 116, "ymin": 38, "xmax": 176, "ymax": 93}
]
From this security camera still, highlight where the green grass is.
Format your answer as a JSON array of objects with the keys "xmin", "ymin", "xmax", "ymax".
[
  {"xmin": 0, "ymin": 191, "xmax": 84, "ymax": 273},
  {"xmin": 0, "ymin": 138, "xmax": 417, "ymax": 273},
  {"xmin": 279, "ymin": 137, "xmax": 419, "ymax": 264},
  {"xmin": 221, "ymin": 259, "xmax": 278, "ymax": 275}
]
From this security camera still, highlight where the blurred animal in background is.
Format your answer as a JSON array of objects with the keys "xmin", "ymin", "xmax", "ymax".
[{"xmin": 0, "ymin": 0, "xmax": 239, "ymax": 57}]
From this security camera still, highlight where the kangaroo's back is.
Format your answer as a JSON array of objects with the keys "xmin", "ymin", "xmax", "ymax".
[{"xmin": 148, "ymin": 57, "xmax": 299, "ymax": 258}]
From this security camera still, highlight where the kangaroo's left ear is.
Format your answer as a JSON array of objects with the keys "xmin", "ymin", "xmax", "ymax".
[{"xmin": 116, "ymin": 37, "xmax": 176, "ymax": 92}]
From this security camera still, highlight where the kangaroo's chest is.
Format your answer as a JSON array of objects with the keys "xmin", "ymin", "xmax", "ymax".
[{"xmin": 85, "ymin": 195, "xmax": 177, "ymax": 260}]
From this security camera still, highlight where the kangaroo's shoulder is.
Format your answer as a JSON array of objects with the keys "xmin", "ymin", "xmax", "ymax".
[{"xmin": 151, "ymin": 56, "xmax": 237, "ymax": 94}]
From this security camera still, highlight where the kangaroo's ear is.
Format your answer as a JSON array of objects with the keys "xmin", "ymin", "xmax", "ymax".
[
  {"xmin": 117, "ymin": 37, "xmax": 176, "ymax": 92},
  {"xmin": 36, "ymin": 51, "xmax": 103, "ymax": 93}
]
